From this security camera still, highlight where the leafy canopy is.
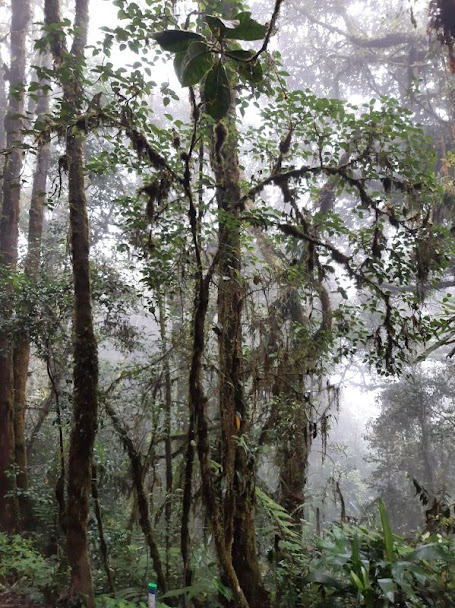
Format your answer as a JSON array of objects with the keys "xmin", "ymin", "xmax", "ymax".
[{"xmin": 151, "ymin": 11, "xmax": 267, "ymax": 119}]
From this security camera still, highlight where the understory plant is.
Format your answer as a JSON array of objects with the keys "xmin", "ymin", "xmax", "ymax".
[
  {"xmin": 300, "ymin": 500, "xmax": 455, "ymax": 607},
  {"xmin": 0, "ymin": 532, "xmax": 59, "ymax": 603}
]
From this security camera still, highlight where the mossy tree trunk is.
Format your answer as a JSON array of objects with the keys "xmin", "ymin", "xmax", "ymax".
[
  {"xmin": 0, "ymin": 0, "xmax": 31, "ymax": 533},
  {"xmin": 158, "ymin": 295, "xmax": 173, "ymax": 581},
  {"xmin": 0, "ymin": 61, "xmax": 7, "ymax": 212},
  {"xmin": 185, "ymin": 115, "xmax": 249, "ymax": 605},
  {"xmin": 187, "ymin": 267, "xmax": 250, "ymax": 608},
  {"xmin": 13, "ymin": 57, "xmax": 51, "ymax": 525},
  {"xmin": 44, "ymin": 0, "xmax": 98, "ymax": 604},
  {"xmin": 211, "ymin": 96, "xmax": 270, "ymax": 607}
]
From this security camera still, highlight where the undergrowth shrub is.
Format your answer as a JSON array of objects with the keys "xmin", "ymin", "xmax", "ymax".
[
  {"xmin": 0, "ymin": 532, "xmax": 58, "ymax": 603},
  {"xmin": 300, "ymin": 500, "xmax": 455, "ymax": 607}
]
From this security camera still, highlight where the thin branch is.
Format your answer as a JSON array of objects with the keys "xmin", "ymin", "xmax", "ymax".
[{"xmin": 252, "ymin": 0, "xmax": 284, "ymax": 61}]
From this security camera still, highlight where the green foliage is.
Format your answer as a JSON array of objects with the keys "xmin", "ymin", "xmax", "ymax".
[
  {"xmin": 151, "ymin": 30, "xmax": 205, "ymax": 53},
  {"xmin": 366, "ymin": 367, "xmax": 455, "ymax": 532},
  {"xmin": 204, "ymin": 61, "xmax": 231, "ymax": 120},
  {"xmin": 178, "ymin": 40, "xmax": 214, "ymax": 86},
  {"xmin": 301, "ymin": 504, "xmax": 455, "ymax": 607},
  {"xmin": 378, "ymin": 499, "xmax": 394, "ymax": 563},
  {"xmin": 151, "ymin": 11, "xmax": 268, "ymax": 119},
  {"xmin": 0, "ymin": 533, "xmax": 58, "ymax": 603}
]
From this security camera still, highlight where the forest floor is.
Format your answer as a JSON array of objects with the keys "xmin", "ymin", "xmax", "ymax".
[{"xmin": 0, "ymin": 590, "xmax": 43, "ymax": 607}]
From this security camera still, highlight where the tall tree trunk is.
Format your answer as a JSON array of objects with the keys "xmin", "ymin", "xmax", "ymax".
[
  {"xmin": 212, "ymin": 116, "xmax": 242, "ymax": 554},
  {"xmin": 188, "ymin": 270, "xmax": 249, "ymax": 608},
  {"xmin": 44, "ymin": 0, "xmax": 98, "ymax": 604},
  {"xmin": 13, "ymin": 57, "xmax": 51, "ymax": 525},
  {"xmin": 66, "ymin": 121, "xmax": 98, "ymax": 606},
  {"xmin": 0, "ymin": 59, "xmax": 7, "ymax": 213},
  {"xmin": 211, "ymin": 96, "xmax": 269, "ymax": 606},
  {"xmin": 0, "ymin": 0, "xmax": 31, "ymax": 533},
  {"xmin": 185, "ymin": 151, "xmax": 249, "ymax": 606}
]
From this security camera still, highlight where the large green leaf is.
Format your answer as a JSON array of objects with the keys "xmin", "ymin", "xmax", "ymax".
[
  {"xmin": 173, "ymin": 52, "xmax": 186, "ymax": 83},
  {"xmin": 351, "ymin": 533, "xmax": 361, "ymax": 569},
  {"xmin": 378, "ymin": 578, "xmax": 395, "ymax": 602},
  {"xmin": 225, "ymin": 49, "xmax": 263, "ymax": 84},
  {"xmin": 378, "ymin": 499, "xmax": 395, "ymax": 562},
  {"xmin": 350, "ymin": 570, "xmax": 365, "ymax": 592},
  {"xmin": 151, "ymin": 30, "xmax": 205, "ymax": 53},
  {"xmin": 237, "ymin": 59, "xmax": 263, "ymax": 83},
  {"xmin": 226, "ymin": 48, "xmax": 255, "ymax": 61},
  {"xmin": 204, "ymin": 62, "xmax": 231, "ymax": 120},
  {"xmin": 206, "ymin": 14, "xmax": 240, "ymax": 38},
  {"xmin": 407, "ymin": 542, "xmax": 448, "ymax": 561},
  {"xmin": 180, "ymin": 41, "xmax": 214, "ymax": 86},
  {"xmin": 302, "ymin": 570, "xmax": 345, "ymax": 589},
  {"xmin": 223, "ymin": 12, "xmax": 267, "ymax": 41}
]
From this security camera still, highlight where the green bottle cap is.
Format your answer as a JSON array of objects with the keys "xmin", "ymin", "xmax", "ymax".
[{"xmin": 148, "ymin": 583, "xmax": 157, "ymax": 593}]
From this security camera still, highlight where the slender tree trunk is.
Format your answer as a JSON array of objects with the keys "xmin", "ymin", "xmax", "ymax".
[
  {"xmin": 212, "ymin": 116, "xmax": 242, "ymax": 555},
  {"xmin": 181, "ymin": 406, "xmax": 195, "ymax": 590},
  {"xmin": 158, "ymin": 295, "xmax": 173, "ymax": 581},
  {"xmin": 183, "ymin": 155, "xmax": 249, "ymax": 606},
  {"xmin": 45, "ymin": 345, "xmax": 67, "ymax": 534},
  {"xmin": 0, "ymin": 59, "xmax": 7, "ymax": 213},
  {"xmin": 106, "ymin": 402, "xmax": 167, "ymax": 593},
  {"xmin": 0, "ymin": 0, "xmax": 31, "ymax": 533},
  {"xmin": 45, "ymin": 0, "xmax": 98, "ymax": 603},
  {"xmin": 92, "ymin": 464, "xmax": 115, "ymax": 595},
  {"xmin": 13, "ymin": 57, "xmax": 51, "ymax": 524}
]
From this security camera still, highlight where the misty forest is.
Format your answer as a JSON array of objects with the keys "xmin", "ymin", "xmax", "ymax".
[{"xmin": 3, "ymin": 0, "xmax": 455, "ymax": 606}]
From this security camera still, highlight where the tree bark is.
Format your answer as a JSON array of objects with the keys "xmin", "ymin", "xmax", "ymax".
[
  {"xmin": 13, "ymin": 56, "xmax": 51, "ymax": 525},
  {"xmin": 184, "ymin": 146, "xmax": 249, "ymax": 605},
  {"xmin": 0, "ymin": 60, "xmax": 7, "ymax": 213},
  {"xmin": 188, "ymin": 270, "xmax": 249, "ymax": 608},
  {"xmin": 44, "ymin": 0, "xmax": 98, "ymax": 604},
  {"xmin": 91, "ymin": 464, "xmax": 115, "ymax": 595},
  {"xmin": 0, "ymin": 0, "xmax": 31, "ymax": 533},
  {"xmin": 158, "ymin": 296, "xmax": 173, "ymax": 582},
  {"xmin": 210, "ymin": 93, "xmax": 269, "ymax": 606}
]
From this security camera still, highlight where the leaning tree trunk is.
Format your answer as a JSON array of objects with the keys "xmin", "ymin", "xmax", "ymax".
[
  {"xmin": 105, "ymin": 402, "xmax": 167, "ymax": 592},
  {"xmin": 0, "ymin": 0, "xmax": 31, "ymax": 533},
  {"xmin": 13, "ymin": 56, "xmax": 51, "ymax": 525},
  {"xmin": 44, "ymin": 0, "xmax": 98, "ymax": 604}
]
